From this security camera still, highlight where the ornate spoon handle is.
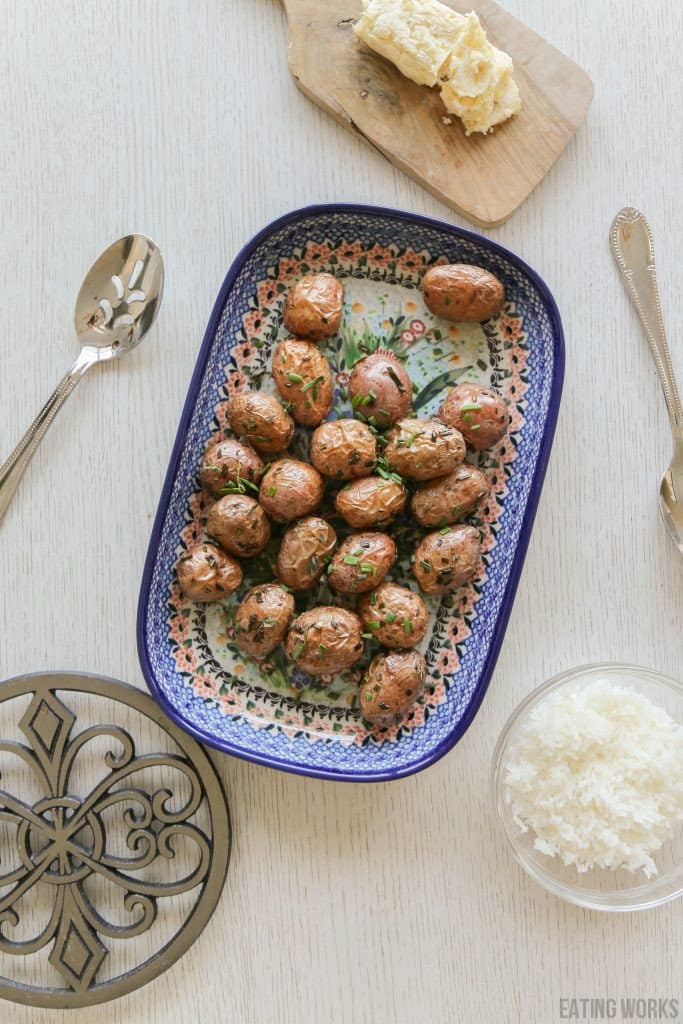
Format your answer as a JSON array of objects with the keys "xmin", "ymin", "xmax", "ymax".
[
  {"xmin": 610, "ymin": 207, "xmax": 683, "ymax": 435},
  {"xmin": 0, "ymin": 349, "xmax": 94, "ymax": 522}
]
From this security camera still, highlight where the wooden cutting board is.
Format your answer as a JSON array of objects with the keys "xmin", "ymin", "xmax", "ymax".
[{"xmin": 281, "ymin": 0, "xmax": 593, "ymax": 226}]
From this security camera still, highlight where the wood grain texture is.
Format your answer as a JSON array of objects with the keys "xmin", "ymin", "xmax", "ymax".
[
  {"xmin": 282, "ymin": 0, "xmax": 594, "ymax": 225},
  {"xmin": 0, "ymin": 0, "xmax": 682, "ymax": 1021}
]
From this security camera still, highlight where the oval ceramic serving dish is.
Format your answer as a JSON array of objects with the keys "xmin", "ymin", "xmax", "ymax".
[{"xmin": 137, "ymin": 204, "xmax": 564, "ymax": 782}]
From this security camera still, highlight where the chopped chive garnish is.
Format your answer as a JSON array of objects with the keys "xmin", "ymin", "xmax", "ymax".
[
  {"xmin": 367, "ymin": 620, "xmax": 380, "ymax": 630},
  {"xmin": 377, "ymin": 457, "xmax": 404, "ymax": 485},
  {"xmin": 301, "ymin": 374, "xmax": 325, "ymax": 393},
  {"xmin": 440, "ymin": 525, "xmax": 451, "ymax": 535},
  {"xmin": 370, "ymin": 592, "xmax": 377, "ymax": 606},
  {"xmin": 404, "ymin": 618, "xmax": 414, "ymax": 635},
  {"xmin": 361, "ymin": 633, "xmax": 374, "ymax": 640},
  {"xmin": 292, "ymin": 641, "xmax": 305, "ymax": 660},
  {"xmin": 364, "ymin": 691, "xmax": 373, "ymax": 702},
  {"xmin": 470, "ymin": 424, "xmax": 481, "ymax": 431},
  {"xmin": 287, "ymin": 371, "xmax": 303, "ymax": 384},
  {"xmin": 385, "ymin": 365, "xmax": 407, "ymax": 393},
  {"xmin": 343, "ymin": 554, "xmax": 359, "ymax": 565},
  {"xmin": 360, "ymin": 562, "xmax": 376, "ymax": 575},
  {"xmin": 318, "ymin": 643, "xmax": 328, "ymax": 653},
  {"xmin": 385, "ymin": 611, "xmax": 396, "ymax": 624},
  {"xmin": 377, "ymin": 464, "xmax": 404, "ymax": 485},
  {"xmin": 352, "ymin": 393, "xmax": 363, "ymax": 409},
  {"xmin": 419, "ymin": 559, "xmax": 432, "ymax": 572},
  {"xmin": 460, "ymin": 401, "xmax": 482, "ymax": 412},
  {"xmin": 377, "ymin": 409, "xmax": 389, "ymax": 418},
  {"xmin": 405, "ymin": 431, "xmax": 418, "ymax": 448},
  {"xmin": 266, "ymin": 485, "xmax": 278, "ymax": 497}
]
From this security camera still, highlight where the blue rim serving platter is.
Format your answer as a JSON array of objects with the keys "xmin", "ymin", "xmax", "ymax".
[{"xmin": 137, "ymin": 203, "xmax": 564, "ymax": 782}]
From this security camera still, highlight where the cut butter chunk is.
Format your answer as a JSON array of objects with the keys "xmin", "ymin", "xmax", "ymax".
[
  {"xmin": 440, "ymin": 21, "xmax": 521, "ymax": 135},
  {"xmin": 354, "ymin": 0, "xmax": 467, "ymax": 87},
  {"xmin": 354, "ymin": 0, "xmax": 521, "ymax": 135}
]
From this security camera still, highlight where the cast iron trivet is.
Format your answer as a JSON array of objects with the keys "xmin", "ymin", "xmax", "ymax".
[{"xmin": 0, "ymin": 672, "xmax": 230, "ymax": 1008}]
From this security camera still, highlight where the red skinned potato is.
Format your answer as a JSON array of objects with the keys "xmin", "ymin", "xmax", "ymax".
[
  {"xmin": 234, "ymin": 583, "xmax": 295, "ymax": 659},
  {"xmin": 176, "ymin": 543, "xmax": 242, "ymax": 602},
  {"xmin": 335, "ymin": 475, "xmax": 407, "ymax": 529},
  {"xmin": 411, "ymin": 464, "xmax": 489, "ymax": 528},
  {"xmin": 359, "ymin": 651, "xmax": 427, "ymax": 728},
  {"xmin": 328, "ymin": 532, "xmax": 397, "ymax": 594},
  {"xmin": 311, "ymin": 418, "xmax": 377, "ymax": 480},
  {"xmin": 348, "ymin": 352, "xmax": 412, "ymax": 428},
  {"xmin": 422, "ymin": 264, "xmax": 505, "ymax": 322},
  {"xmin": 198, "ymin": 438, "xmax": 264, "ymax": 496},
  {"xmin": 227, "ymin": 391, "xmax": 295, "ymax": 454},
  {"xmin": 283, "ymin": 273, "xmax": 344, "ymax": 340},
  {"xmin": 277, "ymin": 516, "xmax": 337, "ymax": 591},
  {"xmin": 357, "ymin": 582, "xmax": 428, "ymax": 649},
  {"xmin": 413, "ymin": 525, "xmax": 481, "ymax": 595},
  {"xmin": 272, "ymin": 338, "xmax": 333, "ymax": 427},
  {"xmin": 259, "ymin": 459, "xmax": 324, "ymax": 523},
  {"xmin": 383, "ymin": 417, "xmax": 465, "ymax": 481},
  {"xmin": 206, "ymin": 494, "xmax": 271, "ymax": 558},
  {"xmin": 439, "ymin": 382, "xmax": 509, "ymax": 451},
  {"xmin": 284, "ymin": 607, "xmax": 364, "ymax": 676}
]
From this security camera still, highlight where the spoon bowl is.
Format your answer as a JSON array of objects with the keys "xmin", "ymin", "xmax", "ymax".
[
  {"xmin": 75, "ymin": 234, "xmax": 164, "ymax": 356},
  {"xmin": 660, "ymin": 442, "xmax": 683, "ymax": 555},
  {"xmin": 0, "ymin": 234, "xmax": 164, "ymax": 521}
]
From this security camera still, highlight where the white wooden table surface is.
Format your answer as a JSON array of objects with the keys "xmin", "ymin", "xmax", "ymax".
[{"xmin": 1, "ymin": 2, "xmax": 682, "ymax": 1021}]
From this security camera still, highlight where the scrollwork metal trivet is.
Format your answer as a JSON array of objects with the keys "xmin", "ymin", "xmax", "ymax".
[{"xmin": 0, "ymin": 672, "xmax": 231, "ymax": 1008}]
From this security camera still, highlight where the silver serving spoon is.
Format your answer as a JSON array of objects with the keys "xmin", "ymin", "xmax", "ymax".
[
  {"xmin": 611, "ymin": 207, "xmax": 683, "ymax": 554},
  {"xmin": 0, "ymin": 234, "xmax": 164, "ymax": 521}
]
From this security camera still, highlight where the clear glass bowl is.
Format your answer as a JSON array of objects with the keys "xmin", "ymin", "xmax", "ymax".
[{"xmin": 492, "ymin": 664, "xmax": 683, "ymax": 911}]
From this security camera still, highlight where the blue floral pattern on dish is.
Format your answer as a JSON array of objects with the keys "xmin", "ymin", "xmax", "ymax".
[{"xmin": 137, "ymin": 205, "xmax": 564, "ymax": 781}]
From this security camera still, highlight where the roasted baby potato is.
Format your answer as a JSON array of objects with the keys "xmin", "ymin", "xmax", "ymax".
[
  {"xmin": 422, "ymin": 263, "xmax": 505, "ymax": 322},
  {"xmin": 311, "ymin": 418, "xmax": 377, "ymax": 480},
  {"xmin": 348, "ymin": 352, "xmax": 412, "ymax": 428},
  {"xmin": 198, "ymin": 438, "xmax": 264, "ymax": 496},
  {"xmin": 335, "ymin": 475, "xmax": 407, "ymax": 529},
  {"xmin": 276, "ymin": 516, "xmax": 337, "ymax": 591},
  {"xmin": 206, "ymin": 494, "xmax": 271, "ymax": 558},
  {"xmin": 328, "ymin": 532, "xmax": 397, "ymax": 594},
  {"xmin": 383, "ymin": 417, "xmax": 465, "ymax": 481},
  {"xmin": 284, "ymin": 607, "xmax": 364, "ymax": 676},
  {"xmin": 259, "ymin": 458, "xmax": 325, "ymax": 523},
  {"xmin": 359, "ymin": 650, "xmax": 427, "ymax": 728},
  {"xmin": 227, "ymin": 391, "xmax": 295, "ymax": 454},
  {"xmin": 283, "ymin": 273, "xmax": 345, "ymax": 341},
  {"xmin": 439, "ymin": 382, "xmax": 509, "ymax": 450},
  {"xmin": 272, "ymin": 338, "xmax": 333, "ymax": 427},
  {"xmin": 176, "ymin": 543, "xmax": 242, "ymax": 601},
  {"xmin": 411, "ymin": 464, "xmax": 489, "ymax": 528},
  {"xmin": 413, "ymin": 524, "xmax": 481, "ymax": 594},
  {"xmin": 234, "ymin": 583, "xmax": 295, "ymax": 659},
  {"xmin": 357, "ymin": 582, "xmax": 428, "ymax": 649}
]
